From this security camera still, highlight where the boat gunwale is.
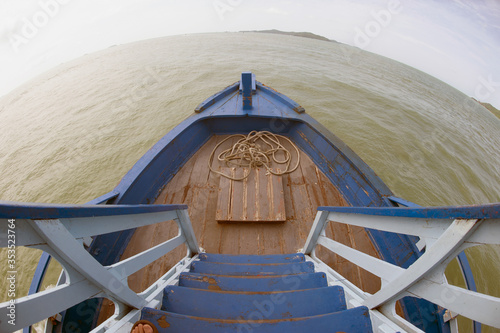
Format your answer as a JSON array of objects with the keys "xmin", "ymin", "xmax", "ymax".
[
  {"xmin": 29, "ymin": 75, "xmax": 446, "ymax": 332},
  {"xmin": 111, "ymin": 81, "xmax": 393, "ymax": 206}
]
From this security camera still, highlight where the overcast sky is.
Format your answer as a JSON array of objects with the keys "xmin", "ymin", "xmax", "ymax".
[{"xmin": 1, "ymin": 0, "xmax": 499, "ymax": 108}]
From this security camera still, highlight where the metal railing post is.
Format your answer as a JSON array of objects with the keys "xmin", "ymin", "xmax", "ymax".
[
  {"xmin": 301, "ymin": 203, "xmax": 500, "ymax": 329},
  {"xmin": 0, "ymin": 202, "xmax": 199, "ymax": 332},
  {"xmin": 302, "ymin": 210, "xmax": 329, "ymax": 255},
  {"xmin": 176, "ymin": 209, "xmax": 200, "ymax": 256}
]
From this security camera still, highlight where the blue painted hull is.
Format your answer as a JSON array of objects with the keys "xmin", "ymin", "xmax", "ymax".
[{"xmin": 61, "ymin": 76, "xmax": 445, "ymax": 332}]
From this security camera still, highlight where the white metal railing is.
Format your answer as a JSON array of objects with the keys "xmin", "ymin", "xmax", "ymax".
[
  {"xmin": 0, "ymin": 202, "xmax": 199, "ymax": 333},
  {"xmin": 302, "ymin": 204, "xmax": 500, "ymax": 332}
]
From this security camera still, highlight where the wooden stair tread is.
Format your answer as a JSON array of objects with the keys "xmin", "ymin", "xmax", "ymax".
[
  {"xmin": 161, "ymin": 285, "xmax": 347, "ymax": 319},
  {"xmin": 141, "ymin": 305, "xmax": 373, "ymax": 332},
  {"xmin": 139, "ymin": 253, "xmax": 374, "ymax": 332}
]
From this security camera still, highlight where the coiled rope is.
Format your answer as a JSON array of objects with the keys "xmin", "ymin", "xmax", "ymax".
[{"xmin": 208, "ymin": 131, "xmax": 300, "ymax": 181}]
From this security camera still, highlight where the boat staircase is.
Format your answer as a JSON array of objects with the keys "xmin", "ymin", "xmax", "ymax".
[
  {"xmin": 138, "ymin": 252, "xmax": 373, "ymax": 332},
  {"xmin": 1, "ymin": 200, "xmax": 500, "ymax": 332}
]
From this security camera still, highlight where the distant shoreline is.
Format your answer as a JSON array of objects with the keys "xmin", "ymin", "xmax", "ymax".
[
  {"xmin": 241, "ymin": 29, "xmax": 338, "ymax": 43},
  {"xmin": 473, "ymin": 98, "xmax": 500, "ymax": 119}
]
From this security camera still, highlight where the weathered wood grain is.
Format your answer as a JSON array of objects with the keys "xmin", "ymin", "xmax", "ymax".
[
  {"xmin": 216, "ymin": 167, "xmax": 286, "ymax": 223},
  {"xmin": 120, "ymin": 134, "xmax": 381, "ymax": 297}
]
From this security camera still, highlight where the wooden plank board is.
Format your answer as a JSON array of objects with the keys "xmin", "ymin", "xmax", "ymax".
[
  {"xmin": 216, "ymin": 167, "xmax": 286, "ymax": 223},
  {"xmin": 119, "ymin": 134, "xmax": 379, "ymax": 297},
  {"xmin": 216, "ymin": 168, "xmax": 233, "ymax": 222}
]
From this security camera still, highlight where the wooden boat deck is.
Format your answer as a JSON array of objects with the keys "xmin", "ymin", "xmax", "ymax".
[{"xmin": 120, "ymin": 135, "xmax": 381, "ymax": 294}]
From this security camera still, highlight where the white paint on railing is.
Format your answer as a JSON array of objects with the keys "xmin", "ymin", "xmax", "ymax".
[
  {"xmin": 327, "ymin": 212, "xmax": 450, "ymax": 242},
  {"xmin": 415, "ymin": 238, "xmax": 426, "ymax": 251},
  {"xmin": 176, "ymin": 209, "xmax": 200, "ymax": 256},
  {"xmin": 363, "ymin": 219, "xmax": 481, "ymax": 309},
  {"xmin": 303, "ymin": 209, "xmax": 500, "ymax": 330},
  {"xmin": 303, "ymin": 210, "xmax": 329, "ymax": 255},
  {"xmin": 0, "ymin": 218, "xmax": 46, "ymax": 247},
  {"xmin": 379, "ymin": 301, "xmax": 424, "ymax": 333},
  {"xmin": 32, "ymin": 218, "xmax": 146, "ymax": 307},
  {"xmin": 408, "ymin": 277, "xmax": 500, "ymax": 327},
  {"xmin": 306, "ymin": 255, "xmax": 417, "ymax": 333},
  {"xmin": 109, "ymin": 234, "xmax": 186, "ymax": 278},
  {"xmin": 316, "ymin": 235, "xmax": 404, "ymax": 285},
  {"xmin": 96, "ymin": 255, "xmax": 198, "ymax": 333},
  {"xmin": 60, "ymin": 210, "xmax": 178, "ymax": 239},
  {"xmin": 0, "ymin": 208, "xmax": 199, "ymax": 333}
]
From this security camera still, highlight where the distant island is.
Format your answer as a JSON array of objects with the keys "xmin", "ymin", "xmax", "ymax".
[
  {"xmin": 473, "ymin": 98, "xmax": 500, "ymax": 119},
  {"xmin": 242, "ymin": 30, "xmax": 500, "ymax": 119},
  {"xmin": 242, "ymin": 29, "xmax": 338, "ymax": 43}
]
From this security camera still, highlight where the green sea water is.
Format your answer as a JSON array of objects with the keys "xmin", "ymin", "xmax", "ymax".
[{"xmin": 0, "ymin": 32, "xmax": 499, "ymax": 332}]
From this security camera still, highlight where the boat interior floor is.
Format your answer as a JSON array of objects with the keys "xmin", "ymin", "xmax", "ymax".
[{"xmin": 120, "ymin": 134, "xmax": 381, "ymax": 294}]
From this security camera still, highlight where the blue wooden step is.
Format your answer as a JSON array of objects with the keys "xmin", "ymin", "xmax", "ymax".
[
  {"xmin": 190, "ymin": 261, "xmax": 315, "ymax": 276},
  {"xmin": 161, "ymin": 285, "xmax": 346, "ymax": 319},
  {"xmin": 178, "ymin": 272, "xmax": 328, "ymax": 291},
  {"xmin": 140, "ymin": 306, "xmax": 373, "ymax": 333},
  {"xmin": 198, "ymin": 253, "xmax": 305, "ymax": 264}
]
